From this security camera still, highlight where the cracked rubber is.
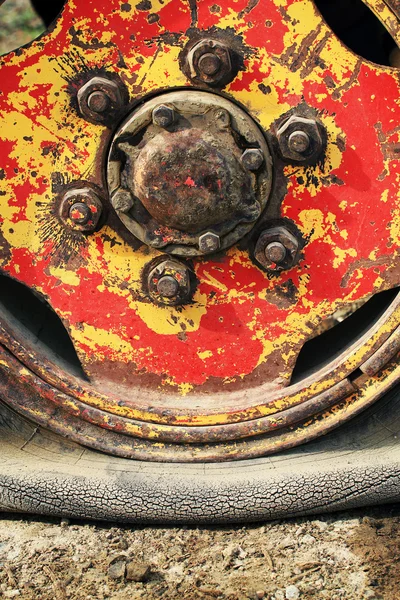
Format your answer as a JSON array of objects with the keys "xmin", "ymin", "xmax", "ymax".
[{"xmin": 1, "ymin": 386, "xmax": 400, "ymax": 523}]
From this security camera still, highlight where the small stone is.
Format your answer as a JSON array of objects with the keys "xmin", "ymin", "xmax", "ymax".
[
  {"xmin": 313, "ymin": 520, "xmax": 328, "ymax": 531},
  {"xmin": 117, "ymin": 539, "xmax": 129, "ymax": 550},
  {"xmin": 255, "ymin": 591, "xmax": 265, "ymax": 599},
  {"xmin": 108, "ymin": 560, "xmax": 126, "ymax": 580},
  {"xmin": 3, "ymin": 591, "xmax": 21, "ymax": 599},
  {"xmin": 314, "ymin": 578, "xmax": 324, "ymax": 589},
  {"xmin": 300, "ymin": 534, "xmax": 316, "ymax": 545},
  {"xmin": 279, "ymin": 536, "xmax": 295, "ymax": 549},
  {"xmin": 125, "ymin": 561, "xmax": 151, "ymax": 582},
  {"xmin": 274, "ymin": 591, "xmax": 285, "ymax": 600},
  {"xmin": 285, "ymin": 585, "xmax": 300, "ymax": 600},
  {"xmin": 364, "ymin": 592, "xmax": 376, "ymax": 599}
]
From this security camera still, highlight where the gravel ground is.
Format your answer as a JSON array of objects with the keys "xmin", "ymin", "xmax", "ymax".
[{"xmin": 1, "ymin": 504, "xmax": 400, "ymax": 600}]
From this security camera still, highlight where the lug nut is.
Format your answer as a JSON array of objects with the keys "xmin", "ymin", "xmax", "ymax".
[
  {"xmin": 59, "ymin": 187, "xmax": 103, "ymax": 233},
  {"xmin": 77, "ymin": 75, "xmax": 128, "ymax": 126},
  {"xmin": 241, "ymin": 149, "xmax": 264, "ymax": 171},
  {"xmin": 254, "ymin": 226, "xmax": 299, "ymax": 272},
  {"xmin": 147, "ymin": 260, "xmax": 191, "ymax": 306},
  {"xmin": 288, "ymin": 130, "xmax": 310, "ymax": 154},
  {"xmin": 152, "ymin": 105, "xmax": 175, "ymax": 128},
  {"xmin": 265, "ymin": 241, "xmax": 286, "ymax": 264},
  {"xmin": 69, "ymin": 202, "xmax": 91, "ymax": 225},
  {"xmin": 185, "ymin": 38, "xmax": 234, "ymax": 87},
  {"xmin": 87, "ymin": 90, "xmax": 110, "ymax": 114},
  {"xmin": 275, "ymin": 114, "xmax": 324, "ymax": 164},
  {"xmin": 157, "ymin": 275, "xmax": 180, "ymax": 298},
  {"xmin": 198, "ymin": 232, "xmax": 221, "ymax": 254}
]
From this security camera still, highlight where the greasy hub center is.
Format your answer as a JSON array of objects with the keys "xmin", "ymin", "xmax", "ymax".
[{"xmin": 107, "ymin": 91, "xmax": 273, "ymax": 256}]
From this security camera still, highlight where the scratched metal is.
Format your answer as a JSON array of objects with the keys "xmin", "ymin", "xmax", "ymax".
[{"xmin": 0, "ymin": 0, "xmax": 399, "ymax": 460}]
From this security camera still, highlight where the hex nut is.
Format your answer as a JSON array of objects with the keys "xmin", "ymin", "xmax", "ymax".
[
  {"xmin": 254, "ymin": 226, "xmax": 299, "ymax": 271},
  {"xmin": 152, "ymin": 105, "xmax": 175, "ymax": 128},
  {"xmin": 77, "ymin": 76, "xmax": 127, "ymax": 125},
  {"xmin": 241, "ymin": 149, "xmax": 264, "ymax": 171},
  {"xmin": 111, "ymin": 188, "xmax": 134, "ymax": 213},
  {"xmin": 186, "ymin": 39, "xmax": 233, "ymax": 86},
  {"xmin": 198, "ymin": 232, "xmax": 221, "ymax": 254},
  {"xmin": 147, "ymin": 260, "xmax": 191, "ymax": 306},
  {"xmin": 59, "ymin": 188, "xmax": 103, "ymax": 232},
  {"xmin": 276, "ymin": 115, "xmax": 324, "ymax": 163}
]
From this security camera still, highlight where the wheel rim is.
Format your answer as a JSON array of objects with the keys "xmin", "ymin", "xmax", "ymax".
[{"xmin": 0, "ymin": 0, "xmax": 399, "ymax": 461}]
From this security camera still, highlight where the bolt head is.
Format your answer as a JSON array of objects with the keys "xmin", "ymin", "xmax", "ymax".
[
  {"xmin": 241, "ymin": 149, "xmax": 264, "ymax": 171},
  {"xmin": 147, "ymin": 260, "xmax": 191, "ymax": 306},
  {"xmin": 288, "ymin": 130, "xmax": 310, "ymax": 154},
  {"xmin": 276, "ymin": 114, "xmax": 323, "ymax": 164},
  {"xmin": 198, "ymin": 232, "xmax": 221, "ymax": 254},
  {"xmin": 265, "ymin": 241, "xmax": 286, "ymax": 264},
  {"xmin": 152, "ymin": 105, "xmax": 175, "ymax": 128},
  {"xmin": 69, "ymin": 202, "xmax": 91, "ymax": 225},
  {"xmin": 254, "ymin": 227, "xmax": 299, "ymax": 272},
  {"xmin": 87, "ymin": 90, "xmax": 110, "ymax": 114},
  {"xmin": 198, "ymin": 52, "xmax": 221, "ymax": 76},
  {"xmin": 157, "ymin": 275, "xmax": 180, "ymax": 298}
]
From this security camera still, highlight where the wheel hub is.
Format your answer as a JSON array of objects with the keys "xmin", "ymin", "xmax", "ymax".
[{"xmin": 107, "ymin": 91, "xmax": 272, "ymax": 256}]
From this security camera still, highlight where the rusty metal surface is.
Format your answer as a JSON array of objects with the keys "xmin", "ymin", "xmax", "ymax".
[
  {"xmin": 0, "ymin": 0, "xmax": 399, "ymax": 460},
  {"xmin": 361, "ymin": 326, "xmax": 400, "ymax": 376},
  {"xmin": 108, "ymin": 91, "xmax": 273, "ymax": 256}
]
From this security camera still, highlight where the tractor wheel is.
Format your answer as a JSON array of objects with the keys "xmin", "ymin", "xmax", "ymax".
[{"xmin": 0, "ymin": 0, "xmax": 399, "ymax": 523}]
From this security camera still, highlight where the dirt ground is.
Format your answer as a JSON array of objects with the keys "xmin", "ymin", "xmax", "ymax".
[{"xmin": 1, "ymin": 504, "xmax": 400, "ymax": 600}]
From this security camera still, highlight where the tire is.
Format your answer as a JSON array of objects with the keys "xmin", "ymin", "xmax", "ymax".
[{"xmin": 1, "ymin": 385, "xmax": 400, "ymax": 524}]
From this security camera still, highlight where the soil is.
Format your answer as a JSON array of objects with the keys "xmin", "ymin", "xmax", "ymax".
[{"xmin": 1, "ymin": 504, "xmax": 400, "ymax": 600}]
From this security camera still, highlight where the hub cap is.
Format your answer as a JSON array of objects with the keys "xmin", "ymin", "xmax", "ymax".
[{"xmin": 108, "ymin": 92, "xmax": 272, "ymax": 256}]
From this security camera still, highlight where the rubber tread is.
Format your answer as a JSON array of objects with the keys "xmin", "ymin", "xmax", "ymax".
[{"xmin": 1, "ymin": 385, "xmax": 400, "ymax": 523}]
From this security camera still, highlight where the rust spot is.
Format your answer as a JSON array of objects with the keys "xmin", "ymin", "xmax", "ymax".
[
  {"xmin": 136, "ymin": 0, "xmax": 151, "ymax": 10},
  {"xmin": 238, "ymin": 0, "xmax": 260, "ymax": 19},
  {"xmin": 258, "ymin": 83, "xmax": 271, "ymax": 94},
  {"xmin": 265, "ymin": 279, "xmax": 299, "ymax": 309}
]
